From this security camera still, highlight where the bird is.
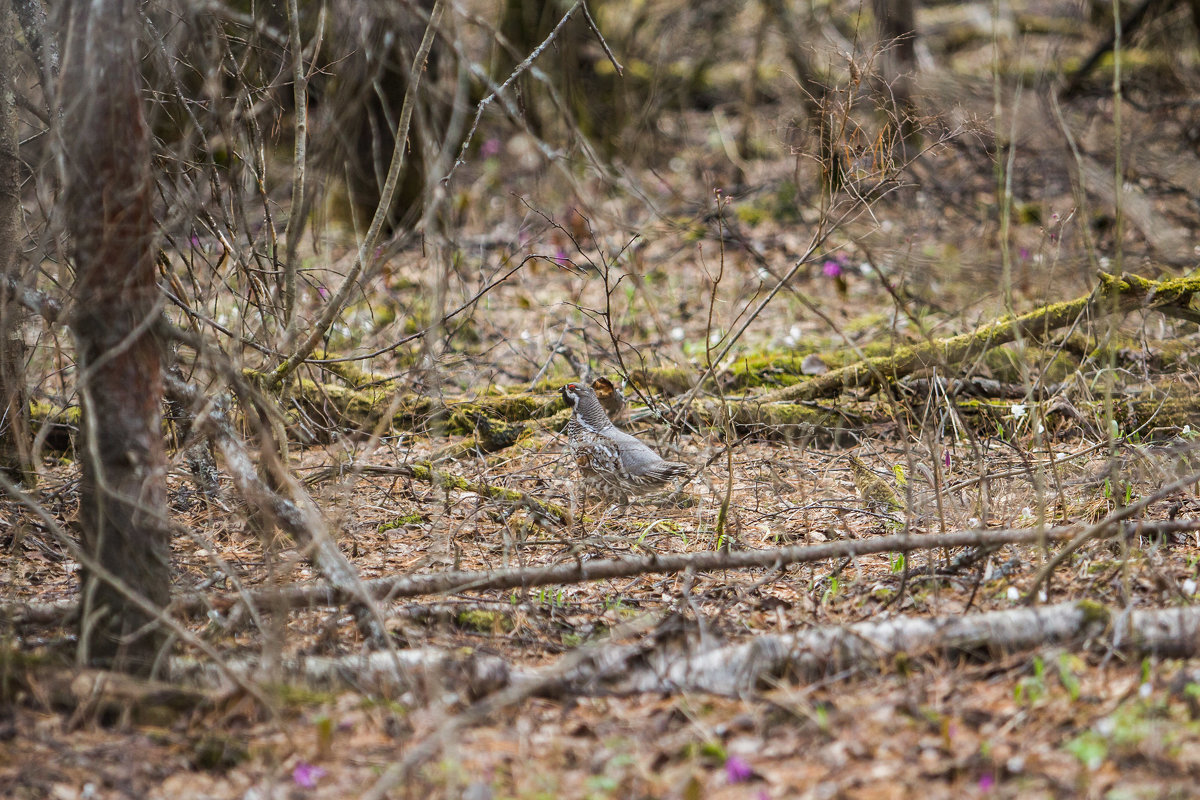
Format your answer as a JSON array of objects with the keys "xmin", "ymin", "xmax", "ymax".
[
  {"xmin": 590, "ymin": 376, "xmax": 627, "ymax": 422},
  {"xmin": 561, "ymin": 381, "xmax": 689, "ymax": 503}
]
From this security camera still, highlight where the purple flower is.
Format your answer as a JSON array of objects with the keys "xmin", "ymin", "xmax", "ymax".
[
  {"xmin": 293, "ymin": 762, "xmax": 326, "ymax": 788},
  {"xmin": 944, "ymin": 451, "xmax": 951, "ymax": 468},
  {"xmin": 1019, "ymin": 248, "xmax": 1029, "ymax": 261},
  {"xmin": 725, "ymin": 755, "xmax": 753, "ymax": 783},
  {"xmin": 978, "ymin": 773, "xmax": 995, "ymax": 791},
  {"xmin": 189, "ymin": 234, "xmax": 201, "ymax": 248},
  {"xmin": 822, "ymin": 260, "xmax": 843, "ymax": 278},
  {"xmin": 481, "ymin": 138, "xmax": 501, "ymax": 158},
  {"xmin": 317, "ymin": 285, "xmax": 330, "ymax": 300},
  {"xmin": 552, "ymin": 248, "xmax": 569, "ymax": 266}
]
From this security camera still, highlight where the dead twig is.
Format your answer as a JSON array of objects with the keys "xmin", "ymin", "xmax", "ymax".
[{"xmin": 175, "ymin": 517, "xmax": 1200, "ymax": 618}]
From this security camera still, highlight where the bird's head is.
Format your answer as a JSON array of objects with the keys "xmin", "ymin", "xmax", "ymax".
[{"xmin": 562, "ymin": 382, "xmax": 588, "ymax": 408}]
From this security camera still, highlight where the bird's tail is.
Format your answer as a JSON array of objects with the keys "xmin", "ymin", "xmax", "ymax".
[{"xmin": 651, "ymin": 461, "xmax": 690, "ymax": 482}]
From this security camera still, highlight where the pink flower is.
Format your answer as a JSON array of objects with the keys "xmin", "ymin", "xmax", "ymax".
[
  {"xmin": 822, "ymin": 260, "xmax": 843, "ymax": 278},
  {"xmin": 481, "ymin": 138, "xmax": 501, "ymax": 158},
  {"xmin": 725, "ymin": 755, "xmax": 753, "ymax": 783},
  {"xmin": 293, "ymin": 762, "xmax": 326, "ymax": 788},
  {"xmin": 317, "ymin": 285, "xmax": 330, "ymax": 300},
  {"xmin": 978, "ymin": 773, "xmax": 995, "ymax": 791},
  {"xmin": 552, "ymin": 248, "xmax": 569, "ymax": 266}
]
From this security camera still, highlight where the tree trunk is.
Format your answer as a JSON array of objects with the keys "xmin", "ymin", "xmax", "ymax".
[
  {"xmin": 0, "ymin": 1, "xmax": 34, "ymax": 484},
  {"xmin": 872, "ymin": 0, "xmax": 919, "ymax": 155},
  {"xmin": 63, "ymin": 0, "xmax": 171, "ymax": 675}
]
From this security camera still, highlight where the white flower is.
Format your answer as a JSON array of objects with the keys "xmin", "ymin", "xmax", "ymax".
[
  {"xmin": 1183, "ymin": 578, "xmax": 1197, "ymax": 596},
  {"xmin": 1006, "ymin": 586, "xmax": 1020, "ymax": 602},
  {"xmin": 670, "ymin": 326, "xmax": 686, "ymax": 342},
  {"xmin": 1011, "ymin": 404, "xmax": 1027, "ymax": 418},
  {"xmin": 1138, "ymin": 682, "xmax": 1152, "ymax": 699}
]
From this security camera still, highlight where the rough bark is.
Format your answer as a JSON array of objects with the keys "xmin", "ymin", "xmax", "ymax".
[
  {"xmin": 63, "ymin": 0, "xmax": 171, "ymax": 674},
  {"xmin": 605, "ymin": 601, "xmax": 1200, "ymax": 695},
  {"xmin": 0, "ymin": 1, "xmax": 34, "ymax": 483},
  {"xmin": 166, "ymin": 602, "xmax": 1200, "ymax": 700}
]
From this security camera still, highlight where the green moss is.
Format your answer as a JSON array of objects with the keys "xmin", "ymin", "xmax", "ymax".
[
  {"xmin": 310, "ymin": 350, "xmax": 393, "ymax": 389},
  {"xmin": 630, "ymin": 367, "xmax": 694, "ymax": 395},
  {"xmin": 454, "ymin": 413, "xmax": 532, "ymax": 450},
  {"xmin": 843, "ymin": 312, "xmax": 892, "ymax": 337},
  {"xmin": 28, "ymin": 400, "xmax": 81, "ymax": 428},
  {"xmin": 725, "ymin": 401, "xmax": 843, "ymax": 431},
  {"xmin": 724, "ymin": 350, "xmax": 821, "ymax": 390},
  {"xmin": 406, "ymin": 462, "xmax": 571, "ymax": 525},
  {"xmin": 1015, "ymin": 202, "xmax": 1042, "ymax": 225},
  {"xmin": 379, "ymin": 514, "xmax": 424, "ymax": 532},
  {"xmin": 1075, "ymin": 599, "xmax": 1111, "ymax": 628},
  {"xmin": 264, "ymin": 682, "xmax": 339, "ymax": 708},
  {"xmin": 456, "ymin": 610, "xmax": 514, "ymax": 633},
  {"xmin": 444, "ymin": 391, "xmax": 563, "ymax": 425},
  {"xmin": 1121, "ymin": 394, "xmax": 1200, "ymax": 431},
  {"xmin": 734, "ymin": 204, "xmax": 768, "ymax": 226},
  {"xmin": 401, "ymin": 299, "xmax": 432, "ymax": 336},
  {"xmin": 634, "ymin": 519, "xmax": 680, "ymax": 536}
]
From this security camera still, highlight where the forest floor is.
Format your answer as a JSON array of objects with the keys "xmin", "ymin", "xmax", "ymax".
[{"xmin": 7, "ymin": 0, "xmax": 1200, "ymax": 798}]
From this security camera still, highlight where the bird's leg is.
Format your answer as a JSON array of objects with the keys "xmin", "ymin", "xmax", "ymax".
[{"xmin": 576, "ymin": 480, "xmax": 591, "ymax": 539}]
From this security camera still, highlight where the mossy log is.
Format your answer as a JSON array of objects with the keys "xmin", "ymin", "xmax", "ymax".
[
  {"xmin": 27, "ymin": 272, "xmax": 1200, "ymax": 453},
  {"xmin": 28, "ymin": 371, "xmax": 1200, "ymax": 456},
  {"xmin": 757, "ymin": 271, "xmax": 1200, "ymax": 404}
]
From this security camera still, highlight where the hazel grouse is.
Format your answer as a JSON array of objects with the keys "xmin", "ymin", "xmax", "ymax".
[{"xmin": 561, "ymin": 382, "xmax": 689, "ymax": 502}]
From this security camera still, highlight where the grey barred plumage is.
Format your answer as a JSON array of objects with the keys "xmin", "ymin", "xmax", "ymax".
[{"xmin": 561, "ymin": 382, "xmax": 689, "ymax": 502}]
